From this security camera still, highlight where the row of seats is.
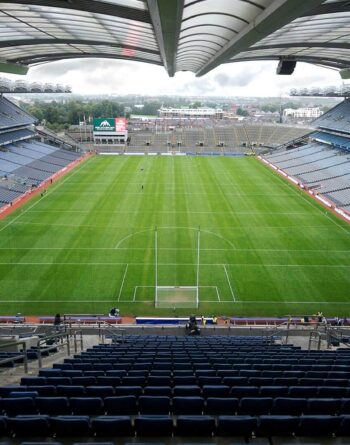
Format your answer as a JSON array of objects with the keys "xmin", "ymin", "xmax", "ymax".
[
  {"xmin": 1, "ymin": 414, "xmax": 350, "ymax": 437},
  {"xmin": 19, "ymin": 374, "xmax": 350, "ymax": 388},
  {"xmin": 5, "ymin": 383, "xmax": 350, "ymax": 398},
  {"xmin": 3, "ymin": 395, "xmax": 350, "ymax": 416}
]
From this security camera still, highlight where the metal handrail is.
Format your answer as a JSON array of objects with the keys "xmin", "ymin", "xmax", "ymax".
[
  {"xmin": 0, "ymin": 340, "xmax": 28, "ymax": 372},
  {"xmin": 326, "ymin": 326, "xmax": 350, "ymax": 349},
  {"xmin": 98, "ymin": 323, "xmax": 126, "ymax": 344},
  {"xmin": 36, "ymin": 328, "xmax": 84, "ymax": 368}
]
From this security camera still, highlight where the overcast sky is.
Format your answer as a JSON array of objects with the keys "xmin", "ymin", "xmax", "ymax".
[{"xmin": 6, "ymin": 58, "xmax": 343, "ymax": 97}]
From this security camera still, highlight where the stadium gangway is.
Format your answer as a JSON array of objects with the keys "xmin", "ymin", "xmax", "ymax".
[
  {"xmin": 36, "ymin": 329, "xmax": 83, "ymax": 369},
  {"xmin": 0, "ymin": 339, "xmax": 28, "ymax": 372},
  {"xmin": 0, "ymin": 324, "xmax": 39, "ymax": 338}
]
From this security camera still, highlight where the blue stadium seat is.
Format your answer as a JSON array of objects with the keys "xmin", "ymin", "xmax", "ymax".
[
  {"xmin": 114, "ymin": 386, "xmax": 142, "ymax": 397},
  {"xmin": 139, "ymin": 396, "xmax": 171, "ymax": 414},
  {"xmin": 85, "ymin": 386, "xmax": 114, "ymax": 398},
  {"xmin": 239, "ymin": 397, "xmax": 273, "ymax": 415},
  {"xmin": 306, "ymin": 398, "xmax": 340, "ymax": 415},
  {"xmin": 202, "ymin": 385, "xmax": 230, "ymax": 398},
  {"xmin": 36, "ymin": 397, "xmax": 70, "ymax": 415},
  {"xmin": 27, "ymin": 386, "xmax": 56, "ymax": 397},
  {"xmin": 71, "ymin": 377, "xmax": 96, "ymax": 386},
  {"xmin": 70, "ymin": 397, "xmax": 103, "ymax": 415},
  {"xmin": 205, "ymin": 397, "xmax": 239, "ymax": 415},
  {"xmin": 7, "ymin": 416, "xmax": 50, "ymax": 438},
  {"xmin": 51, "ymin": 416, "xmax": 91, "ymax": 437},
  {"xmin": 104, "ymin": 396, "xmax": 137, "ymax": 415},
  {"xmin": 272, "ymin": 397, "xmax": 307, "ymax": 415},
  {"xmin": 56, "ymin": 386, "xmax": 85, "ymax": 397},
  {"xmin": 2, "ymin": 397, "xmax": 37, "ymax": 416},
  {"xmin": 144, "ymin": 386, "xmax": 172, "ymax": 397},
  {"xmin": 256, "ymin": 415, "xmax": 299, "ymax": 437},
  {"xmin": 175, "ymin": 416, "xmax": 215, "ymax": 436},
  {"xmin": 91, "ymin": 416, "xmax": 133, "ymax": 436},
  {"xmin": 172, "ymin": 397, "xmax": 204, "ymax": 415},
  {"xmin": 217, "ymin": 416, "xmax": 257, "ymax": 437},
  {"xmin": 296, "ymin": 415, "xmax": 341, "ymax": 437},
  {"xmin": 259, "ymin": 386, "xmax": 289, "ymax": 397},
  {"xmin": 134, "ymin": 415, "xmax": 173, "ymax": 436}
]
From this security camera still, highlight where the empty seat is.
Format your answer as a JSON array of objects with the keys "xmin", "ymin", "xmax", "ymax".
[
  {"xmin": 104, "ymin": 396, "xmax": 137, "ymax": 415},
  {"xmin": 172, "ymin": 397, "xmax": 204, "ymax": 415},
  {"xmin": 135, "ymin": 415, "xmax": 173, "ymax": 436},
  {"xmin": 27, "ymin": 386, "xmax": 56, "ymax": 397},
  {"xmin": 296, "ymin": 415, "xmax": 341, "ymax": 437},
  {"xmin": 289, "ymin": 386, "xmax": 318, "ymax": 398},
  {"xmin": 173, "ymin": 386, "xmax": 201, "ymax": 397},
  {"xmin": 114, "ymin": 386, "xmax": 142, "ymax": 397},
  {"xmin": 230, "ymin": 386, "xmax": 259, "ymax": 398},
  {"xmin": 8, "ymin": 416, "xmax": 50, "ymax": 438},
  {"xmin": 175, "ymin": 415, "xmax": 215, "ymax": 436},
  {"xmin": 205, "ymin": 397, "xmax": 238, "ymax": 415},
  {"xmin": 306, "ymin": 398, "xmax": 340, "ymax": 415},
  {"xmin": 36, "ymin": 397, "xmax": 70, "ymax": 415},
  {"xmin": 2, "ymin": 397, "xmax": 36, "ymax": 416},
  {"xmin": 71, "ymin": 377, "xmax": 96, "ymax": 386},
  {"xmin": 144, "ymin": 386, "xmax": 172, "ymax": 396},
  {"xmin": 239, "ymin": 397, "xmax": 273, "ymax": 415},
  {"xmin": 70, "ymin": 397, "xmax": 103, "ymax": 415},
  {"xmin": 56, "ymin": 386, "xmax": 85, "ymax": 397},
  {"xmin": 259, "ymin": 386, "xmax": 289, "ymax": 397},
  {"xmin": 217, "ymin": 416, "xmax": 257, "ymax": 437},
  {"xmin": 202, "ymin": 385, "xmax": 230, "ymax": 398},
  {"xmin": 85, "ymin": 386, "xmax": 114, "ymax": 398},
  {"xmin": 91, "ymin": 416, "xmax": 133, "ymax": 436},
  {"xmin": 272, "ymin": 397, "xmax": 307, "ymax": 415},
  {"xmin": 139, "ymin": 396, "xmax": 171, "ymax": 414},
  {"xmin": 257, "ymin": 415, "xmax": 299, "ymax": 437},
  {"xmin": 51, "ymin": 416, "xmax": 91, "ymax": 437}
]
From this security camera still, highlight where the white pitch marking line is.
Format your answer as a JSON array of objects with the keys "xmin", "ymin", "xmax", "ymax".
[
  {"xmin": 0, "ymin": 156, "xmax": 93, "ymax": 234},
  {"xmin": 224, "ymin": 264, "xmax": 236, "ymax": 302},
  {"xmin": 1, "ymin": 262, "xmax": 350, "ymax": 268},
  {"xmin": 117, "ymin": 264, "xmax": 128, "ymax": 302}
]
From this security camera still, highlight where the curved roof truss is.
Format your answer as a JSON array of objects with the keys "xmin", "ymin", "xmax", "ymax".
[{"xmin": 0, "ymin": 0, "xmax": 348, "ymax": 77}]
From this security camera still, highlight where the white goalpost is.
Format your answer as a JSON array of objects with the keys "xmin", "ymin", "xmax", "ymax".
[{"xmin": 154, "ymin": 227, "xmax": 200, "ymax": 308}]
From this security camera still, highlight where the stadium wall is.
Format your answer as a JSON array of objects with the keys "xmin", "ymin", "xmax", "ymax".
[
  {"xmin": 0, "ymin": 151, "xmax": 93, "ymax": 220},
  {"xmin": 258, "ymin": 155, "xmax": 350, "ymax": 224}
]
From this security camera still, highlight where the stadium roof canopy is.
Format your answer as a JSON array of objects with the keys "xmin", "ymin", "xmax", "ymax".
[{"xmin": 1, "ymin": 0, "xmax": 350, "ymax": 77}]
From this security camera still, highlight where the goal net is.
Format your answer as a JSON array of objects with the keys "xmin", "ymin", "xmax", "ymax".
[{"xmin": 154, "ymin": 228, "xmax": 200, "ymax": 309}]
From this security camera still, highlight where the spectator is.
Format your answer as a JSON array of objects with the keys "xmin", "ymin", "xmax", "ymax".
[{"xmin": 109, "ymin": 307, "xmax": 120, "ymax": 317}]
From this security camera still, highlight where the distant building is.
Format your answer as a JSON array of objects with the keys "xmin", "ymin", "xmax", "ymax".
[
  {"xmin": 283, "ymin": 107, "xmax": 323, "ymax": 119},
  {"xmin": 158, "ymin": 107, "xmax": 223, "ymax": 119}
]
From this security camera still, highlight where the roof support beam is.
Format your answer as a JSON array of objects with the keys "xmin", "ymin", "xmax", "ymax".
[
  {"xmin": 2, "ymin": 0, "xmax": 150, "ymax": 23},
  {"xmin": 195, "ymin": 0, "xmax": 325, "ymax": 77},
  {"xmin": 146, "ymin": 0, "xmax": 184, "ymax": 76}
]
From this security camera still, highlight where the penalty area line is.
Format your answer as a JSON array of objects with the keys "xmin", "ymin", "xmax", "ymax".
[
  {"xmin": 117, "ymin": 264, "xmax": 128, "ymax": 302},
  {"xmin": 224, "ymin": 264, "xmax": 236, "ymax": 302}
]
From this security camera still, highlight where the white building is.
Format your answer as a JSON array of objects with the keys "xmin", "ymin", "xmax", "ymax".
[
  {"xmin": 158, "ymin": 107, "xmax": 223, "ymax": 119},
  {"xmin": 283, "ymin": 107, "xmax": 323, "ymax": 119}
]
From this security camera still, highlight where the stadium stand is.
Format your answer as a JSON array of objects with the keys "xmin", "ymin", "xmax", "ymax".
[
  {"xmin": 2, "ymin": 334, "xmax": 350, "ymax": 440},
  {"xmin": 264, "ymin": 100, "xmax": 350, "ymax": 212},
  {"xmin": 0, "ymin": 98, "xmax": 81, "ymax": 206},
  {"xmin": 127, "ymin": 123, "xmax": 309, "ymax": 152},
  {"xmin": 313, "ymin": 99, "xmax": 350, "ymax": 135}
]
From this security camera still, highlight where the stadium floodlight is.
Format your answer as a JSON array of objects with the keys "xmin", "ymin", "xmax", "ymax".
[{"xmin": 154, "ymin": 227, "xmax": 200, "ymax": 309}]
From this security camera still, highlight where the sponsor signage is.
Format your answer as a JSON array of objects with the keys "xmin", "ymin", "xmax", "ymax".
[
  {"xmin": 93, "ymin": 118, "xmax": 127, "ymax": 132},
  {"xmin": 93, "ymin": 118, "xmax": 115, "ymax": 131},
  {"xmin": 115, "ymin": 118, "xmax": 127, "ymax": 132}
]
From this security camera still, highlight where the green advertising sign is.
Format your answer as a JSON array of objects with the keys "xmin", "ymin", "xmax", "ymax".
[{"xmin": 93, "ymin": 118, "xmax": 115, "ymax": 131}]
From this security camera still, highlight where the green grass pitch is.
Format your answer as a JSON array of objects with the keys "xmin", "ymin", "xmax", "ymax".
[{"xmin": 0, "ymin": 154, "xmax": 350, "ymax": 317}]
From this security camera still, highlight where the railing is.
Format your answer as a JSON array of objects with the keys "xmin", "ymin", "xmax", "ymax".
[
  {"xmin": 36, "ymin": 329, "xmax": 83, "ymax": 369},
  {"xmin": 0, "ymin": 324, "xmax": 39, "ymax": 337},
  {"xmin": 98, "ymin": 322, "xmax": 126, "ymax": 344},
  {"xmin": 326, "ymin": 326, "xmax": 350, "ymax": 349},
  {"xmin": 308, "ymin": 330, "xmax": 322, "ymax": 350},
  {"xmin": 0, "ymin": 340, "xmax": 28, "ymax": 372}
]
